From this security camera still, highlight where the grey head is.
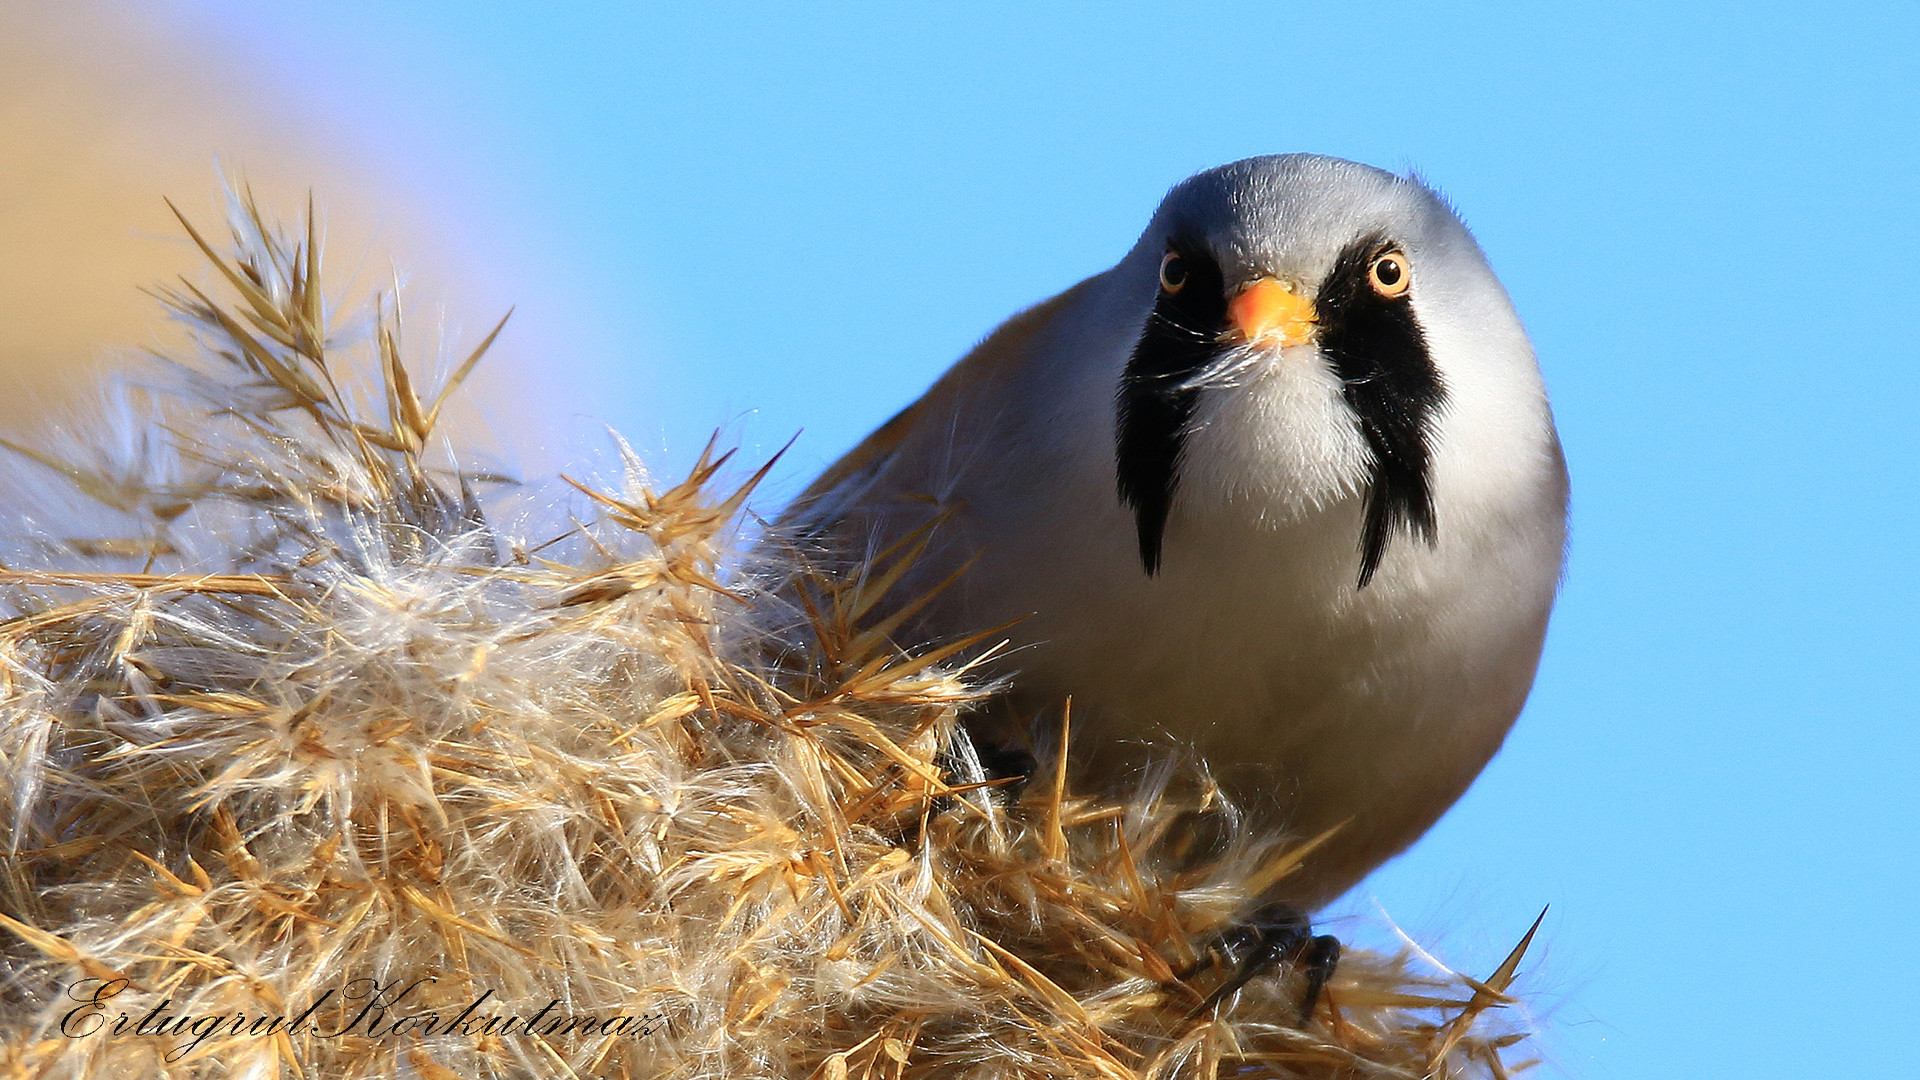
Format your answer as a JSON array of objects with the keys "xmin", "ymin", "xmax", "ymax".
[{"xmin": 1115, "ymin": 154, "xmax": 1502, "ymax": 585}]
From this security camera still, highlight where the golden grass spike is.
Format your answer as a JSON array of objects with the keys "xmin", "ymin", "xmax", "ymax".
[
  {"xmin": 715, "ymin": 436, "xmax": 793, "ymax": 520},
  {"xmin": 0, "ymin": 913, "xmax": 137, "ymax": 988},
  {"xmin": 844, "ymin": 551, "xmax": 981, "ymax": 664},
  {"xmin": 842, "ymin": 619, "xmax": 1021, "ymax": 694},
  {"xmin": 177, "ymin": 279, "xmax": 329, "ymax": 410},
  {"xmin": 164, "ymin": 197, "xmax": 287, "ymax": 333},
  {"xmin": 1237, "ymin": 821, "xmax": 1349, "ymax": 902},
  {"xmin": 1042, "ymin": 698, "xmax": 1072, "ymax": 863},
  {"xmin": 837, "ymin": 515, "xmax": 945, "ymax": 628},
  {"xmin": 424, "ymin": 308, "xmax": 512, "ymax": 432},
  {"xmin": 380, "ymin": 324, "xmax": 428, "ymax": 451},
  {"xmin": 1426, "ymin": 907, "xmax": 1547, "ymax": 1072},
  {"xmin": 300, "ymin": 191, "xmax": 324, "ymax": 348}
]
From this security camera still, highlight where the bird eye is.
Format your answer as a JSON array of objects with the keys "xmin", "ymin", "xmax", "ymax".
[
  {"xmin": 1368, "ymin": 251, "xmax": 1411, "ymax": 297},
  {"xmin": 1159, "ymin": 252, "xmax": 1188, "ymax": 294}
]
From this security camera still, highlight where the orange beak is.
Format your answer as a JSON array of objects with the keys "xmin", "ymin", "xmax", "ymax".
[{"xmin": 1226, "ymin": 278, "xmax": 1317, "ymax": 348}]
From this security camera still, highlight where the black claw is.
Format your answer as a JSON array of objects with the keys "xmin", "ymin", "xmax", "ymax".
[
  {"xmin": 1179, "ymin": 902, "xmax": 1341, "ymax": 1027},
  {"xmin": 1296, "ymin": 934, "xmax": 1341, "ymax": 1027}
]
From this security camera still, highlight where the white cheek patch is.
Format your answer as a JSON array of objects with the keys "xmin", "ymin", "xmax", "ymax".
[{"xmin": 1178, "ymin": 343, "xmax": 1370, "ymax": 523}]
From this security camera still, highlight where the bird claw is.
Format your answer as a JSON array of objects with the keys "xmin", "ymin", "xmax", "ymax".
[{"xmin": 1180, "ymin": 902, "xmax": 1342, "ymax": 1027}]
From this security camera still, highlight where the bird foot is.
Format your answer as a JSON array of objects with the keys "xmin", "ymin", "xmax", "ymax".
[
  {"xmin": 975, "ymin": 741, "xmax": 1037, "ymax": 785},
  {"xmin": 1179, "ymin": 902, "xmax": 1341, "ymax": 1027}
]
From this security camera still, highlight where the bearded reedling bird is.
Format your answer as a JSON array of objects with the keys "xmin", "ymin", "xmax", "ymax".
[{"xmin": 787, "ymin": 154, "xmax": 1567, "ymax": 917}]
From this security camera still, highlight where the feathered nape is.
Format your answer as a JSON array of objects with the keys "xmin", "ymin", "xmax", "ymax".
[{"xmin": 0, "ymin": 193, "xmax": 1543, "ymax": 1079}]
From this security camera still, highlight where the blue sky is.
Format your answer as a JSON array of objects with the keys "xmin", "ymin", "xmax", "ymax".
[{"xmin": 170, "ymin": 2, "xmax": 1920, "ymax": 1075}]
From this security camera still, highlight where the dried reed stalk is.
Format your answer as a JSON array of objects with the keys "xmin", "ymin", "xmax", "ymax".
[{"xmin": 0, "ymin": 191, "xmax": 1541, "ymax": 1079}]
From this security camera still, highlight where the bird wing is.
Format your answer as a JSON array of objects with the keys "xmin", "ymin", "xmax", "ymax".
[{"xmin": 786, "ymin": 279, "xmax": 1093, "ymax": 532}]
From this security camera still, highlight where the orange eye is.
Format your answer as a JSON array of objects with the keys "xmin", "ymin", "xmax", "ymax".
[
  {"xmin": 1369, "ymin": 250, "xmax": 1411, "ymax": 297},
  {"xmin": 1159, "ymin": 252, "xmax": 1188, "ymax": 294}
]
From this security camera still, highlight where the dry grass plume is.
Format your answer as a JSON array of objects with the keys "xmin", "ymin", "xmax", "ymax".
[{"xmin": 0, "ymin": 193, "xmax": 1544, "ymax": 1079}]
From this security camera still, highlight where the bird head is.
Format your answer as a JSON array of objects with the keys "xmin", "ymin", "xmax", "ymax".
[{"xmin": 1113, "ymin": 155, "xmax": 1542, "ymax": 586}]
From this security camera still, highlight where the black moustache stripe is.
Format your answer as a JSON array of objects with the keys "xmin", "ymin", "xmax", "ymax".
[
  {"xmin": 1316, "ymin": 232, "xmax": 1446, "ymax": 587},
  {"xmin": 1115, "ymin": 243, "xmax": 1226, "ymax": 575}
]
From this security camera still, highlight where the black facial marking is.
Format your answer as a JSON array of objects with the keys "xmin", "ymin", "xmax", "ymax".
[
  {"xmin": 1116, "ymin": 242, "xmax": 1228, "ymax": 574},
  {"xmin": 1316, "ymin": 233, "xmax": 1447, "ymax": 587}
]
